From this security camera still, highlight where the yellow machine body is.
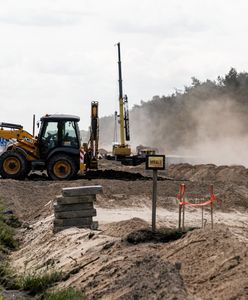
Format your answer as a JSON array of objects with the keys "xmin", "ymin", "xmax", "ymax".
[
  {"xmin": 0, "ymin": 127, "xmax": 39, "ymax": 161},
  {"xmin": 112, "ymin": 144, "xmax": 131, "ymax": 157}
]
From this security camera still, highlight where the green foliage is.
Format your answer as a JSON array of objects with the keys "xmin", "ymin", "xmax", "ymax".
[
  {"xmin": 0, "ymin": 262, "xmax": 9, "ymax": 281},
  {"xmin": 191, "ymin": 76, "xmax": 201, "ymax": 87},
  {"xmin": 222, "ymin": 67, "xmax": 239, "ymax": 88},
  {"xmin": 44, "ymin": 287, "xmax": 85, "ymax": 300},
  {"xmin": 0, "ymin": 202, "xmax": 19, "ymax": 292},
  {"xmin": 0, "ymin": 201, "xmax": 18, "ymax": 250},
  {"xmin": 0, "ymin": 220, "xmax": 17, "ymax": 249},
  {"xmin": 20, "ymin": 271, "xmax": 62, "ymax": 295},
  {"xmin": 0, "ymin": 262, "xmax": 20, "ymax": 290},
  {"xmin": 3, "ymin": 214, "xmax": 22, "ymax": 228}
]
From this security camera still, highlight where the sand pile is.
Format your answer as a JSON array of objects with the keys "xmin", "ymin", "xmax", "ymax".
[
  {"xmin": 85, "ymin": 255, "xmax": 189, "ymax": 300},
  {"xmin": 101, "ymin": 217, "xmax": 149, "ymax": 237},
  {"xmin": 9, "ymin": 218, "xmax": 248, "ymax": 300},
  {"xmin": 161, "ymin": 225, "xmax": 248, "ymax": 299},
  {"xmin": 168, "ymin": 164, "xmax": 248, "ymax": 184}
]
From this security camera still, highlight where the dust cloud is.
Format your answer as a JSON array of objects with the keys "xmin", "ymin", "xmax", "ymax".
[
  {"xmin": 99, "ymin": 69, "xmax": 248, "ymax": 167},
  {"xmin": 182, "ymin": 98, "xmax": 248, "ymax": 166},
  {"xmin": 129, "ymin": 97, "xmax": 248, "ymax": 167}
]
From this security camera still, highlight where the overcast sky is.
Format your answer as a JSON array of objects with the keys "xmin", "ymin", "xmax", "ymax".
[{"xmin": 1, "ymin": 0, "xmax": 248, "ymax": 132}]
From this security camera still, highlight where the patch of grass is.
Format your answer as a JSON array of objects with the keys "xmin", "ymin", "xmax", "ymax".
[
  {"xmin": 20, "ymin": 271, "xmax": 62, "ymax": 295},
  {"xmin": 0, "ymin": 201, "xmax": 20, "ymax": 291},
  {"xmin": 0, "ymin": 262, "xmax": 9, "ymax": 280},
  {"xmin": 44, "ymin": 287, "xmax": 85, "ymax": 300},
  {"xmin": 0, "ymin": 202, "xmax": 18, "ymax": 250},
  {"xmin": 3, "ymin": 214, "xmax": 22, "ymax": 228},
  {"xmin": 0, "ymin": 262, "xmax": 20, "ymax": 289},
  {"xmin": 0, "ymin": 220, "xmax": 17, "ymax": 249}
]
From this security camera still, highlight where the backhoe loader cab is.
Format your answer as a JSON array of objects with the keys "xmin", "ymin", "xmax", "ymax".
[
  {"xmin": 35, "ymin": 114, "xmax": 81, "ymax": 180},
  {"xmin": 38, "ymin": 115, "xmax": 80, "ymax": 158}
]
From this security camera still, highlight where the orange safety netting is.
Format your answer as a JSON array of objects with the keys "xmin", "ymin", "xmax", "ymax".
[{"xmin": 176, "ymin": 184, "xmax": 216, "ymax": 207}]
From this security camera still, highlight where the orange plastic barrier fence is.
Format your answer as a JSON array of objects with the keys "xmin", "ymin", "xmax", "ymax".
[
  {"xmin": 177, "ymin": 183, "xmax": 216, "ymax": 229},
  {"xmin": 176, "ymin": 184, "xmax": 216, "ymax": 207}
]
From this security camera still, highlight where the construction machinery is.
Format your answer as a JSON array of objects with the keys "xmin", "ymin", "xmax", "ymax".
[
  {"xmin": 0, "ymin": 101, "xmax": 99, "ymax": 180},
  {"xmin": 112, "ymin": 42, "xmax": 131, "ymax": 158},
  {"xmin": 110, "ymin": 43, "xmax": 157, "ymax": 166},
  {"xmin": 136, "ymin": 145, "xmax": 158, "ymax": 158}
]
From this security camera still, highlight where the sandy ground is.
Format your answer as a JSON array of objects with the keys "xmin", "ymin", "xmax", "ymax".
[{"xmin": 1, "ymin": 160, "xmax": 248, "ymax": 299}]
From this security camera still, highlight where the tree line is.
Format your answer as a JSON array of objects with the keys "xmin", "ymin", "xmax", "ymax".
[{"xmin": 99, "ymin": 68, "xmax": 248, "ymax": 152}]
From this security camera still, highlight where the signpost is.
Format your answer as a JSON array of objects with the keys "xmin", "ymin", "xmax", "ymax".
[{"xmin": 146, "ymin": 155, "xmax": 165, "ymax": 232}]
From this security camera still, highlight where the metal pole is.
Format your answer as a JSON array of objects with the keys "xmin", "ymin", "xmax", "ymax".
[
  {"xmin": 152, "ymin": 169, "xmax": 158, "ymax": 232},
  {"xmin": 178, "ymin": 204, "xmax": 182, "ymax": 230},
  {"xmin": 117, "ymin": 43, "xmax": 123, "ymax": 100},
  {"xmin": 116, "ymin": 43, "xmax": 125, "ymax": 146},
  {"xmin": 210, "ymin": 184, "xmax": 214, "ymax": 229},
  {"xmin": 210, "ymin": 202, "xmax": 214, "ymax": 229},
  {"xmin": 178, "ymin": 184, "xmax": 184, "ymax": 230},
  {"xmin": 182, "ymin": 201, "xmax": 185, "ymax": 231},
  {"xmin": 32, "ymin": 114, "xmax": 35, "ymax": 137}
]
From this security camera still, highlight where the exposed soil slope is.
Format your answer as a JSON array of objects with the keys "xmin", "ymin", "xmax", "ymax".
[{"xmin": 0, "ymin": 161, "xmax": 247, "ymax": 299}]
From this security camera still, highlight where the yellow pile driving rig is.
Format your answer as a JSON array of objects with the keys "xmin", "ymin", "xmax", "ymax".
[{"xmin": 110, "ymin": 43, "xmax": 157, "ymax": 166}]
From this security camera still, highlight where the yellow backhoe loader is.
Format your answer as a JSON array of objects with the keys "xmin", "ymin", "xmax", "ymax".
[{"xmin": 0, "ymin": 101, "xmax": 99, "ymax": 180}]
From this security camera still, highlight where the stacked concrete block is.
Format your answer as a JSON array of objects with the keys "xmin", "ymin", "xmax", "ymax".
[{"xmin": 53, "ymin": 185, "xmax": 102, "ymax": 233}]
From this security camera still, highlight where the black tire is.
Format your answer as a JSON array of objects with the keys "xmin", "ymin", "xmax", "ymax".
[
  {"xmin": 47, "ymin": 154, "xmax": 78, "ymax": 180},
  {"xmin": 0, "ymin": 150, "xmax": 28, "ymax": 180}
]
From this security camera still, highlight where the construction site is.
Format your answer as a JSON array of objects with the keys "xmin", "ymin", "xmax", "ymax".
[
  {"xmin": 0, "ymin": 159, "xmax": 248, "ymax": 299},
  {"xmin": 0, "ymin": 44, "xmax": 248, "ymax": 300},
  {"xmin": 1, "ymin": 3, "xmax": 248, "ymax": 298}
]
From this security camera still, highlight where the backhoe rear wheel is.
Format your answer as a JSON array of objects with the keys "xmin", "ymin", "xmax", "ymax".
[
  {"xmin": 47, "ymin": 154, "xmax": 78, "ymax": 180},
  {"xmin": 0, "ymin": 150, "xmax": 28, "ymax": 180}
]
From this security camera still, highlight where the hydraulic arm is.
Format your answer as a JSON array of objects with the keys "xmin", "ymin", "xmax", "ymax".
[
  {"xmin": 0, "ymin": 122, "xmax": 36, "ymax": 148},
  {"xmin": 88, "ymin": 101, "xmax": 99, "ymax": 169}
]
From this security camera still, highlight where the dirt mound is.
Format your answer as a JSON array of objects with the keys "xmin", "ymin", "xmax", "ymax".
[
  {"xmin": 2, "ymin": 159, "xmax": 248, "ymax": 299},
  {"xmin": 126, "ymin": 228, "xmax": 185, "ymax": 244},
  {"xmin": 169, "ymin": 163, "xmax": 248, "ymax": 183},
  {"xmin": 10, "ymin": 216, "xmax": 248, "ymax": 300},
  {"xmin": 84, "ymin": 169, "xmax": 151, "ymax": 181},
  {"xmin": 86, "ymin": 255, "xmax": 189, "ymax": 300},
  {"xmin": 27, "ymin": 169, "xmax": 154, "ymax": 181},
  {"xmin": 0, "ymin": 179, "xmax": 63, "ymax": 220},
  {"xmin": 161, "ymin": 225, "xmax": 248, "ymax": 299},
  {"xmin": 101, "ymin": 218, "xmax": 149, "ymax": 238},
  {"xmin": 215, "ymin": 165, "xmax": 248, "ymax": 183},
  {"xmin": 218, "ymin": 185, "xmax": 248, "ymax": 210},
  {"xmin": 0, "ymin": 172, "xmax": 247, "ymax": 225}
]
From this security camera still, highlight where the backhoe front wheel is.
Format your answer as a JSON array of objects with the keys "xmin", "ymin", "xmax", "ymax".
[
  {"xmin": 0, "ymin": 151, "xmax": 28, "ymax": 180},
  {"xmin": 47, "ymin": 154, "xmax": 78, "ymax": 180}
]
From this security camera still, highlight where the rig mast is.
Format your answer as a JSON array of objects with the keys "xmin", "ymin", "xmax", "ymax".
[{"xmin": 112, "ymin": 42, "xmax": 131, "ymax": 157}]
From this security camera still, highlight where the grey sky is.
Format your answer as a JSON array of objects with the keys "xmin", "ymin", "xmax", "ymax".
[{"xmin": 0, "ymin": 0, "xmax": 248, "ymax": 132}]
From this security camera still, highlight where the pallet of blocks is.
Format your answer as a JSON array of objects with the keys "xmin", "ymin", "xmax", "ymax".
[{"xmin": 53, "ymin": 185, "xmax": 102, "ymax": 233}]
